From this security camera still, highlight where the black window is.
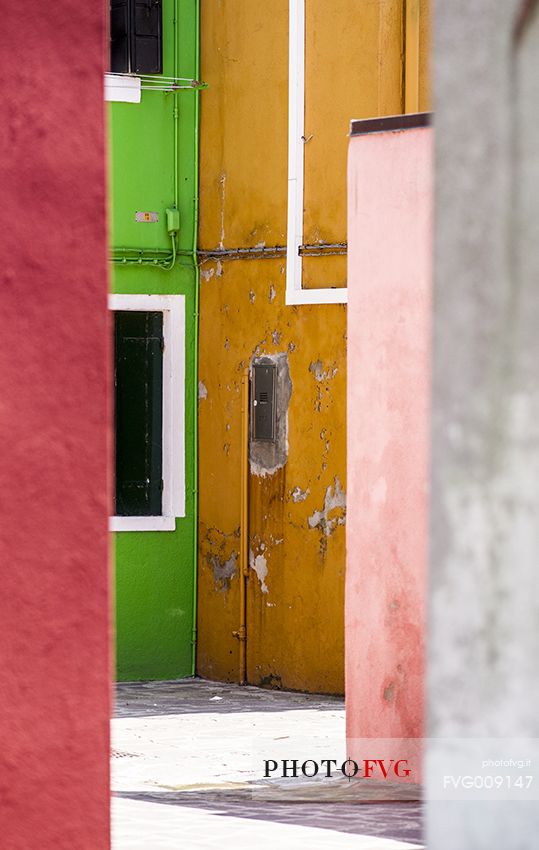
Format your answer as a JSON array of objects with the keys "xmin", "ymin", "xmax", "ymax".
[
  {"xmin": 110, "ymin": 0, "xmax": 163, "ymax": 75},
  {"xmin": 114, "ymin": 311, "xmax": 164, "ymax": 516}
]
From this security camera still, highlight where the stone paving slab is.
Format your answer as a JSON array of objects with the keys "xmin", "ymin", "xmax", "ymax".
[
  {"xmin": 114, "ymin": 677, "xmax": 344, "ymax": 718},
  {"xmin": 112, "ymin": 678, "xmax": 424, "ymax": 849}
]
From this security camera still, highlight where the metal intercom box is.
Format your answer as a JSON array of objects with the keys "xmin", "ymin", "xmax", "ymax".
[{"xmin": 252, "ymin": 364, "xmax": 276, "ymax": 441}]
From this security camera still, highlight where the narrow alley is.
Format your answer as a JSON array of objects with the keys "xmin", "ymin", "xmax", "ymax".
[{"xmin": 112, "ymin": 680, "xmax": 423, "ymax": 849}]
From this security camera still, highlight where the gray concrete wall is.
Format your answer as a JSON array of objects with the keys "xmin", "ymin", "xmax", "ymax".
[{"xmin": 428, "ymin": 1, "xmax": 539, "ymax": 846}]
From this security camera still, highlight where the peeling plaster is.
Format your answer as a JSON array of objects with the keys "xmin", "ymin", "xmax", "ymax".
[
  {"xmin": 200, "ymin": 267, "xmax": 215, "ymax": 282},
  {"xmin": 308, "ymin": 476, "xmax": 347, "ymax": 536},
  {"xmin": 271, "ymin": 330, "xmax": 282, "ymax": 345},
  {"xmin": 269, "ymin": 284, "xmax": 276, "ymax": 302},
  {"xmin": 309, "ymin": 359, "xmax": 338, "ymax": 382},
  {"xmin": 291, "ymin": 486, "xmax": 310, "ymax": 503},
  {"xmin": 253, "ymin": 337, "xmax": 268, "ymax": 358},
  {"xmin": 250, "ymin": 550, "xmax": 269, "ymax": 593},
  {"xmin": 383, "ymin": 682, "xmax": 395, "ymax": 702},
  {"xmin": 208, "ymin": 551, "xmax": 237, "ymax": 592},
  {"xmin": 198, "ymin": 381, "xmax": 208, "ymax": 400},
  {"xmin": 249, "ymin": 290, "xmax": 256, "ymax": 303}
]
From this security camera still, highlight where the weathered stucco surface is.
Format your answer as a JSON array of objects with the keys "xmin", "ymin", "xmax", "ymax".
[
  {"xmin": 0, "ymin": 1, "xmax": 110, "ymax": 847},
  {"xmin": 346, "ymin": 125, "xmax": 432, "ymax": 768},
  {"xmin": 428, "ymin": 1, "xmax": 539, "ymax": 846},
  {"xmin": 198, "ymin": 255, "xmax": 347, "ymax": 692},
  {"xmin": 197, "ymin": 0, "xmax": 429, "ymax": 694}
]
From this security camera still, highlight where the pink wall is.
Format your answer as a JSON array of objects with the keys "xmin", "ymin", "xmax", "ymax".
[
  {"xmin": 0, "ymin": 3, "xmax": 111, "ymax": 848},
  {"xmin": 346, "ymin": 120, "xmax": 432, "ymax": 778}
]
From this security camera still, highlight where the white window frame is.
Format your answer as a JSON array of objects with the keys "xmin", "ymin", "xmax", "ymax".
[
  {"xmin": 286, "ymin": 0, "xmax": 348, "ymax": 306},
  {"xmin": 109, "ymin": 293, "xmax": 185, "ymax": 532}
]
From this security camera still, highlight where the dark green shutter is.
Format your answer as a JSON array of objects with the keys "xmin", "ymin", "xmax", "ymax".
[
  {"xmin": 110, "ymin": 0, "xmax": 130, "ymax": 73},
  {"xmin": 110, "ymin": 0, "xmax": 162, "ymax": 75},
  {"xmin": 114, "ymin": 311, "xmax": 164, "ymax": 516},
  {"xmin": 131, "ymin": 0, "xmax": 163, "ymax": 74}
]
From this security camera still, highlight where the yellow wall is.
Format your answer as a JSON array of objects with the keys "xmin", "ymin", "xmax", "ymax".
[{"xmin": 197, "ymin": 0, "xmax": 430, "ymax": 694}]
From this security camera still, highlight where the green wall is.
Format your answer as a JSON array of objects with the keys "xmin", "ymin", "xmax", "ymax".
[{"xmin": 108, "ymin": 0, "xmax": 198, "ymax": 680}]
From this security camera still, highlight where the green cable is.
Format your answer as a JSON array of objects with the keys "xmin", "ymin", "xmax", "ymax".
[{"xmin": 162, "ymin": 233, "xmax": 177, "ymax": 271}]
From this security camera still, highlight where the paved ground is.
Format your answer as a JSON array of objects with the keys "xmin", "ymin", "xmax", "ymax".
[{"xmin": 112, "ymin": 679, "xmax": 424, "ymax": 849}]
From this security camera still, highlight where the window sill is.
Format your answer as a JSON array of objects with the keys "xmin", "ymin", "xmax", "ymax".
[
  {"xmin": 110, "ymin": 516, "xmax": 176, "ymax": 532},
  {"xmin": 285, "ymin": 286, "xmax": 348, "ymax": 306}
]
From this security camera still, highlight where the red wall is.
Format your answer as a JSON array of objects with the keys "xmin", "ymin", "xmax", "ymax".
[
  {"xmin": 0, "ymin": 3, "xmax": 111, "ymax": 848},
  {"xmin": 346, "ymin": 123, "xmax": 432, "ymax": 780}
]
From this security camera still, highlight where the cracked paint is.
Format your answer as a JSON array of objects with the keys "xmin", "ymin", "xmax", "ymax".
[
  {"xmin": 195, "ymin": 0, "xmax": 412, "ymax": 695},
  {"xmin": 208, "ymin": 551, "xmax": 237, "ymax": 592},
  {"xmin": 250, "ymin": 550, "xmax": 269, "ymax": 593},
  {"xmin": 252, "ymin": 336, "xmax": 268, "ymax": 358},
  {"xmin": 383, "ymin": 682, "xmax": 395, "ymax": 702},
  {"xmin": 308, "ymin": 476, "xmax": 347, "ymax": 536},
  {"xmin": 309, "ymin": 359, "xmax": 338, "ymax": 382},
  {"xmin": 291, "ymin": 486, "xmax": 310, "ymax": 503},
  {"xmin": 198, "ymin": 381, "xmax": 208, "ymax": 400}
]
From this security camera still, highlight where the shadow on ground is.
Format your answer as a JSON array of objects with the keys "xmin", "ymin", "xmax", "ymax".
[
  {"xmin": 113, "ymin": 789, "xmax": 423, "ymax": 845},
  {"xmin": 115, "ymin": 679, "xmax": 345, "ymax": 719}
]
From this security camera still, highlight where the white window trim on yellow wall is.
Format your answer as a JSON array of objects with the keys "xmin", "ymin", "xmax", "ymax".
[
  {"xmin": 286, "ymin": 0, "xmax": 348, "ymax": 306},
  {"xmin": 108, "ymin": 293, "xmax": 185, "ymax": 532}
]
